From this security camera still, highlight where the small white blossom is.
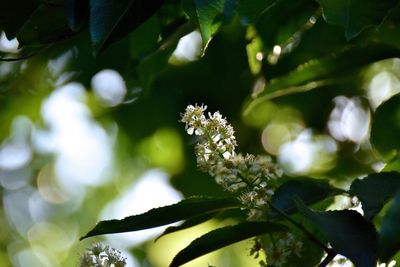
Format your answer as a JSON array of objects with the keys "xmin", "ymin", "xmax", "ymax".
[
  {"xmin": 181, "ymin": 104, "xmax": 283, "ymax": 220},
  {"xmin": 252, "ymin": 233, "xmax": 303, "ymax": 267},
  {"xmin": 79, "ymin": 243, "xmax": 126, "ymax": 267}
]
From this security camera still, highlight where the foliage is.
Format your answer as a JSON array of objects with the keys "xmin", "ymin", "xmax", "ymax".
[{"xmin": 1, "ymin": 0, "xmax": 400, "ymax": 267}]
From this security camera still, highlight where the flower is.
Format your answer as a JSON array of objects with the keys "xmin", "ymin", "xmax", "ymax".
[
  {"xmin": 261, "ymin": 233, "xmax": 303, "ymax": 267},
  {"xmin": 79, "ymin": 243, "xmax": 126, "ymax": 267},
  {"xmin": 181, "ymin": 104, "xmax": 283, "ymax": 220}
]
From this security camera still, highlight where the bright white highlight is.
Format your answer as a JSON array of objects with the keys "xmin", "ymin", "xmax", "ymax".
[
  {"xmin": 170, "ymin": 31, "xmax": 202, "ymax": 64},
  {"xmin": 0, "ymin": 31, "xmax": 19, "ymax": 53},
  {"xmin": 33, "ymin": 83, "xmax": 113, "ymax": 190},
  {"xmin": 368, "ymin": 71, "xmax": 400, "ymax": 109},
  {"xmin": 279, "ymin": 130, "xmax": 337, "ymax": 174},
  {"xmin": 91, "ymin": 69, "xmax": 127, "ymax": 107},
  {"xmin": 0, "ymin": 116, "xmax": 32, "ymax": 170},
  {"xmin": 101, "ymin": 169, "xmax": 182, "ymax": 247},
  {"xmin": 328, "ymin": 96, "xmax": 370, "ymax": 143}
]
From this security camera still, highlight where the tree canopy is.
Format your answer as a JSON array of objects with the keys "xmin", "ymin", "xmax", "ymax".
[{"xmin": 1, "ymin": 0, "xmax": 400, "ymax": 267}]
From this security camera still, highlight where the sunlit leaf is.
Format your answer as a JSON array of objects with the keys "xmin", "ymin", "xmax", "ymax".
[
  {"xmin": 89, "ymin": 0, "xmax": 164, "ymax": 55},
  {"xmin": 80, "ymin": 196, "xmax": 240, "ymax": 240},
  {"xmin": 350, "ymin": 172, "xmax": 400, "ymax": 221},
  {"xmin": 296, "ymin": 199, "xmax": 378, "ymax": 267},
  {"xmin": 269, "ymin": 177, "xmax": 344, "ymax": 218},
  {"xmin": 317, "ymin": 0, "xmax": 398, "ymax": 40},
  {"xmin": 169, "ymin": 221, "xmax": 287, "ymax": 267},
  {"xmin": 379, "ymin": 190, "xmax": 400, "ymax": 262},
  {"xmin": 245, "ymin": 43, "xmax": 400, "ymax": 114}
]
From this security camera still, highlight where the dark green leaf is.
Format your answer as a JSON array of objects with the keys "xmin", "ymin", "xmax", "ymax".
[
  {"xmin": 296, "ymin": 199, "xmax": 378, "ymax": 267},
  {"xmin": 137, "ymin": 21, "xmax": 195, "ymax": 90},
  {"xmin": 317, "ymin": 0, "xmax": 398, "ymax": 40},
  {"xmin": 269, "ymin": 177, "xmax": 344, "ymax": 218},
  {"xmin": 16, "ymin": 3, "xmax": 71, "ymax": 47},
  {"xmin": 237, "ymin": 0, "xmax": 277, "ymax": 25},
  {"xmin": 371, "ymin": 94, "xmax": 400, "ymax": 160},
  {"xmin": 0, "ymin": 0, "xmax": 39, "ymax": 39},
  {"xmin": 379, "ymin": 190, "xmax": 400, "ymax": 262},
  {"xmin": 128, "ymin": 16, "xmax": 160, "ymax": 59},
  {"xmin": 66, "ymin": 0, "xmax": 89, "ymax": 32},
  {"xmin": 350, "ymin": 172, "xmax": 400, "ymax": 221},
  {"xmin": 156, "ymin": 212, "xmax": 218, "ymax": 241},
  {"xmin": 192, "ymin": 0, "xmax": 236, "ymax": 49},
  {"xmin": 89, "ymin": 0, "xmax": 164, "ymax": 55},
  {"xmin": 80, "ymin": 196, "xmax": 240, "ymax": 240},
  {"xmin": 169, "ymin": 221, "xmax": 287, "ymax": 267},
  {"xmin": 255, "ymin": 0, "xmax": 318, "ymax": 51}
]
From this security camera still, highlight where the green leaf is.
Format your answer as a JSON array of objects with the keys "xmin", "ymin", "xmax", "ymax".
[
  {"xmin": 66, "ymin": 0, "xmax": 89, "ymax": 32},
  {"xmin": 254, "ymin": 0, "xmax": 318, "ymax": 51},
  {"xmin": 237, "ymin": 0, "xmax": 277, "ymax": 25},
  {"xmin": 269, "ymin": 177, "xmax": 344, "ymax": 218},
  {"xmin": 371, "ymin": 94, "xmax": 400, "ymax": 160},
  {"xmin": 80, "ymin": 196, "xmax": 240, "ymax": 240},
  {"xmin": 296, "ymin": 199, "xmax": 378, "ymax": 267},
  {"xmin": 129, "ymin": 16, "xmax": 160, "ymax": 59},
  {"xmin": 89, "ymin": 0, "xmax": 164, "ymax": 55},
  {"xmin": 16, "ymin": 3, "xmax": 71, "ymax": 47},
  {"xmin": 379, "ymin": 190, "xmax": 400, "ymax": 262},
  {"xmin": 156, "ymin": 212, "xmax": 218, "ymax": 241},
  {"xmin": 169, "ymin": 221, "xmax": 287, "ymax": 267},
  {"xmin": 0, "ymin": 1, "xmax": 39, "ymax": 39},
  {"xmin": 350, "ymin": 172, "xmax": 400, "ymax": 221},
  {"xmin": 192, "ymin": 0, "xmax": 236, "ymax": 50},
  {"xmin": 245, "ymin": 43, "xmax": 400, "ymax": 114},
  {"xmin": 316, "ymin": 0, "xmax": 398, "ymax": 40}
]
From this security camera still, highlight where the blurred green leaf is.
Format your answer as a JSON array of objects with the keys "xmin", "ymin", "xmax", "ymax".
[
  {"xmin": 371, "ymin": 94, "xmax": 400, "ymax": 160},
  {"xmin": 89, "ymin": 0, "xmax": 164, "ymax": 55},
  {"xmin": 237, "ymin": 0, "xmax": 277, "ymax": 25},
  {"xmin": 379, "ymin": 190, "xmax": 400, "ymax": 262},
  {"xmin": 66, "ymin": 0, "xmax": 89, "ymax": 32},
  {"xmin": 169, "ymin": 221, "xmax": 287, "ymax": 267},
  {"xmin": 269, "ymin": 177, "xmax": 344, "ymax": 218},
  {"xmin": 317, "ymin": 0, "xmax": 398, "ymax": 40},
  {"xmin": 246, "ymin": 43, "xmax": 400, "ymax": 114},
  {"xmin": 350, "ymin": 172, "xmax": 400, "ymax": 221},
  {"xmin": 255, "ymin": 0, "xmax": 318, "ymax": 51},
  {"xmin": 129, "ymin": 16, "xmax": 160, "ymax": 59},
  {"xmin": 80, "ymin": 196, "xmax": 240, "ymax": 240},
  {"xmin": 296, "ymin": 199, "xmax": 378, "ymax": 267},
  {"xmin": 156, "ymin": 212, "xmax": 218, "ymax": 241},
  {"xmin": 16, "ymin": 3, "xmax": 71, "ymax": 47}
]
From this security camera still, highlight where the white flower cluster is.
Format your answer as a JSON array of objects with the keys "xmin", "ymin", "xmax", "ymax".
[
  {"xmin": 79, "ymin": 243, "xmax": 126, "ymax": 267},
  {"xmin": 181, "ymin": 104, "xmax": 283, "ymax": 220},
  {"xmin": 251, "ymin": 233, "xmax": 303, "ymax": 267}
]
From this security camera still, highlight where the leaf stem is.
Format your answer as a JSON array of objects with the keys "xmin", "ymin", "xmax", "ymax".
[
  {"xmin": 318, "ymin": 250, "xmax": 337, "ymax": 267},
  {"xmin": 267, "ymin": 201, "xmax": 333, "ymax": 255}
]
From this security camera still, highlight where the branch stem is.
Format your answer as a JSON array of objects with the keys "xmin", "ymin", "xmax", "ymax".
[{"xmin": 267, "ymin": 201, "xmax": 333, "ymax": 255}]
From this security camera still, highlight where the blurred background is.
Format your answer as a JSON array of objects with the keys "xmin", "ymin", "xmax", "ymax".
[{"xmin": 1, "ymin": 1, "xmax": 400, "ymax": 266}]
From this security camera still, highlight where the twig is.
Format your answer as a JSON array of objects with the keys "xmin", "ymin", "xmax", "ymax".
[
  {"xmin": 318, "ymin": 250, "xmax": 337, "ymax": 267},
  {"xmin": 267, "ymin": 201, "xmax": 333, "ymax": 254}
]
